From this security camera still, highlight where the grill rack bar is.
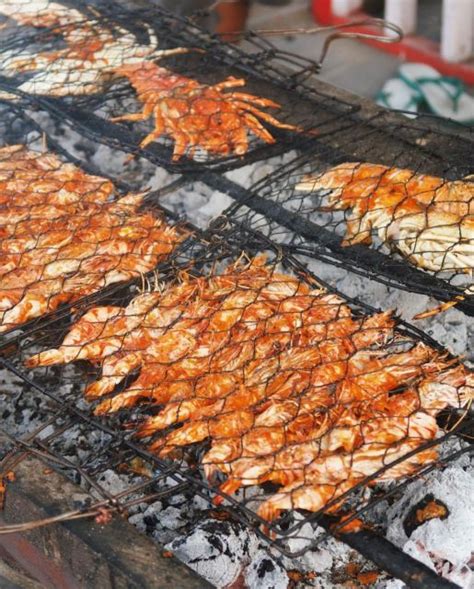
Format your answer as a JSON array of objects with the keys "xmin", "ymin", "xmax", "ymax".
[
  {"xmin": 0, "ymin": 83, "xmax": 337, "ymax": 174},
  {"xmin": 3, "ymin": 77, "xmax": 473, "ymax": 316},
  {"xmin": 0, "ymin": 220, "xmax": 471, "ymax": 583},
  {"xmin": 0, "ymin": 2, "xmax": 360, "ymax": 174},
  {"xmin": 205, "ymin": 173, "xmax": 474, "ymax": 316},
  {"xmin": 335, "ymin": 525, "xmax": 461, "ymax": 589},
  {"xmin": 0, "ymin": 1, "xmax": 359, "ymax": 106}
]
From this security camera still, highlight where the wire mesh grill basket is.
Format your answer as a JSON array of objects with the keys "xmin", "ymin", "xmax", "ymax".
[
  {"xmin": 222, "ymin": 111, "xmax": 474, "ymax": 318},
  {"xmin": 0, "ymin": 2, "xmax": 472, "ymax": 586},
  {"xmin": 2, "ymin": 224, "xmax": 472, "ymax": 558}
]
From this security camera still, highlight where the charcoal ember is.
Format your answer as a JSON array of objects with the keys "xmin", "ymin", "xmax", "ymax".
[
  {"xmin": 0, "ymin": 370, "xmax": 45, "ymax": 435},
  {"xmin": 191, "ymin": 493, "xmax": 211, "ymax": 511},
  {"xmin": 96, "ymin": 470, "xmax": 133, "ymax": 492},
  {"xmin": 286, "ymin": 522, "xmax": 355, "ymax": 577},
  {"xmin": 166, "ymin": 520, "xmax": 259, "ymax": 588},
  {"xmin": 386, "ymin": 460, "xmax": 474, "ymax": 587},
  {"xmin": 378, "ymin": 581, "xmax": 405, "ymax": 589},
  {"xmin": 155, "ymin": 506, "xmax": 185, "ymax": 532},
  {"xmin": 402, "ymin": 494, "xmax": 449, "ymax": 537},
  {"xmin": 163, "ymin": 493, "xmax": 187, "ymax": 507},
  {"xmin": 141, "ymin": 501, "xmax": 163, "ymax": 528},
  {"xmin": 244, "ymin": 550, "xmax": 289, "ymax": 589},
  {"xmin": 128, "ymin": 512, "xmax": 148, "ymax": 533}
]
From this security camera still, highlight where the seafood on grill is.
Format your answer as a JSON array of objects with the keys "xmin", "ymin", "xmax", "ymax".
[
  {"xmin": 256, "ymin": 364, "xmax": 471, "ymax": 521},
  {"xmin": 0, "ymin": 145, "xmax": 183, "ymax": 332},
  {"xmin": 296, "ymin": 162, "xmax": 474, "ymax": 271},
  {"xmin": 0, "ymin": 1, "xmax": 183, "ymax": 96},
  {"xmin": 296, "ymin": 162, "xmax": 474, "ymax": 317},
  {"xmin": 257, "ymin": 439, "xmax": 439, "ymax": 522},
  {"xmin": 111, "ymin": 61, "xmax": 299, "ymax": 160},
  {"xmin": 25, "ymin": 256, "xmax": 472, "ymax": 524},
  {"xmin": 0, "ymin": 0, "xmax": 84, "ymax": 28}
]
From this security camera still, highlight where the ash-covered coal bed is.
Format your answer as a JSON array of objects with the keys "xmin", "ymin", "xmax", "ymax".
[{"xmin": 0, "ymin": 1, "xmax": 473, "ymax": 588}]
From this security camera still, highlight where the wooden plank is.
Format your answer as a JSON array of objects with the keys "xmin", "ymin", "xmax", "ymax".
[{"xmin": 0, "ymin": 443, "xmax": 210, "ymax": 589}]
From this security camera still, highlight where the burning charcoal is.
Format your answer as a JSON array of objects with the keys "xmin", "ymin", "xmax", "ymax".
[
  {"xmin": 141, "ymin": 501, "xmax": 163, "ymax": 530},
  {"xmin": 165, "ymin": 493, "xmax": 187, "ymax": 508},
  {"xmin": 244, "ymin": 551, "xmax": 289, "ymax": 589},
  {"xmin": 387, "ymin": 462, "xmax": 474, "ymax": 586},
  {"xmin": 403, "ymin": 494, "xmax": 449, "ymax": 537},
  {"xmin": 167, "ymin": 520, "xmax": 259, "ymax": 588},
  {"xmin": 128, "ymin": 512, "xmax": 148, "ymax": 533},
  {"xmin": 157, "ymin": 506, "xmax": 185, "ymax": 532},
  {"xmin": 95, "ymin": 470, "xmax": 133, "ymax": 496}
]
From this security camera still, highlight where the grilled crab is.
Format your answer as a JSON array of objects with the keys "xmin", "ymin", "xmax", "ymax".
[
  {"xmin": 0, "ymin": 0, "xmax": 84, "ymax": 27},
  {"xmin": 297, "ymin": 162, "xmax": 474, "ymax": 315},
  {"xmin": 111, "ymin": 61, "xmax": 299, "ymax": 160}
]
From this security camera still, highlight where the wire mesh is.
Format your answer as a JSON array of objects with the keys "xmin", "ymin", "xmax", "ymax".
[
  {"xmin": 222, "ymin": 111, "xmax": 474, "ymax": 318},
  {"xmin": 0, "ymin": 1, "xmax": 472, "ymax": 581},
  {"xmin": 0, "ymin": 99, "xmax": 196, "ymax": 343},
  {"xmin": 1, "ymin": 225, "xmax": 472, "ymax": 557},
  {"xmin": 0, "ymin": 0, "xmax": 357, "ymax": 173}
]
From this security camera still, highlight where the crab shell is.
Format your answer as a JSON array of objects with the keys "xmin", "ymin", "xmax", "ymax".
[
  {"xmin": 384, "ymin": 210, "xmax": 474, "ymax": 274},
  {"xmin": 111, "ymin": 61, "xmax": 299, "ymax": 160}
]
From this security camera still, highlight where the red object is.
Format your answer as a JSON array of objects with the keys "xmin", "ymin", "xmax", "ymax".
[
  {"xmin": 312, "ymin": 0, "xmax": 333, "ymax": 25},
  {"xmin": 311, "ymin": 0, "xmax": 474, "ymax": 84}
]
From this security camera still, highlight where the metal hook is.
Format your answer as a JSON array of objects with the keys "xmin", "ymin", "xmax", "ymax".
[
  {"xmin": 210, "ymin": 14, "xmax": 403, "ymax": 74},
  {"xmin": 315, "ymin": 18, "xmax": 403, "ymax": 72}
]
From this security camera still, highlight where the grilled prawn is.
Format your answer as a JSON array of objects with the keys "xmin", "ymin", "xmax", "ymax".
[
  {"xmin": 0, "ymin": 146, "xmax": 182, "ymax": 332},
  {"xmin": 24, "ymin": 257, "xmax": 472, "ymax": 525}
]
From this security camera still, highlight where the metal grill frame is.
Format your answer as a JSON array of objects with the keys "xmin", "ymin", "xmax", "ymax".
[
  {"xmin": 1, "ymin": 222, "xmax": 472, "ymax": 557},
  {"xmin": 0, "ymin": 5, "xmax": 472, "ymax": 588},
  {"xmin": 0, "ymin": 1, "xmax": 359, "ymax": 173}
]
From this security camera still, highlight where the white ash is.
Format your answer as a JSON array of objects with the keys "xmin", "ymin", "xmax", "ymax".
[
  {"xmin": 1, "ymin": 313, "xmax": 472, "ymax": 589},
  {"xmin": 0, "ymin": 365, "xmax": 57, "ymax": 437},
  {"xmin": 302, "ymin": 256, "xmax": 474, "ymax": 363},
  {"xmin": 164, "ymin": 515, "xmax": 371, "ymax": 589},
  {"xmin": 245, "ymin": 550, "xmax": 289, "ymax": 589},
  {"xmin": 156, "ymin": 180, "xmax": 234, "ymax": 230},
  {"xmin": 377, "ymin": 581, "xmax": 405, "ymax": 589},
  {"xmin": 147, "ymin": 152, "xmax": 300, "ymax": 230},
  {"xmin": 92, "ymin": 469, "xmax": 136, "ymax": 497},
  {"xmin": 167, "ymin": 520, "xmax": 260, "ymax": 587},
  {"xmin": 385, "ymin": 459, "xmax": 474, "ymax": 588},
  {"xmin": 225, "ymin": 151, "xmax": 299, "ymax": 190},
  {"xmin": 4, "ymin": 347, "xmax": 472, "ymax": 589}
]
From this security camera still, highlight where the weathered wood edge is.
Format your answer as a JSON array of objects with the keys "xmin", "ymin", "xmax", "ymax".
[{"xmin": 0, "ymin": 438, "xmax": 211, "ymax": 589}]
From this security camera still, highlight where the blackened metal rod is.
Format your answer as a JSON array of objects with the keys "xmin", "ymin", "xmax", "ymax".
[{"xmin": 333, "ymin": 525, "xmax": 460, "ymax": 589}]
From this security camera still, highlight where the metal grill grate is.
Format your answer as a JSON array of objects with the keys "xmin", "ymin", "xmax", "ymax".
[
  {"xmin": 220, "ymin": 112, "xmax": 474, "ymax": 317},
  {"xmin": 0, "ymin": 1, "xmax": 360, "ymax": 173},
  {"xmin": 1, "ymin": 223, "xmax": 472, "ymax": 557},
  {"xmin": 0, "ymin": 3, "xmax": 472, "ymax": 588}
]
